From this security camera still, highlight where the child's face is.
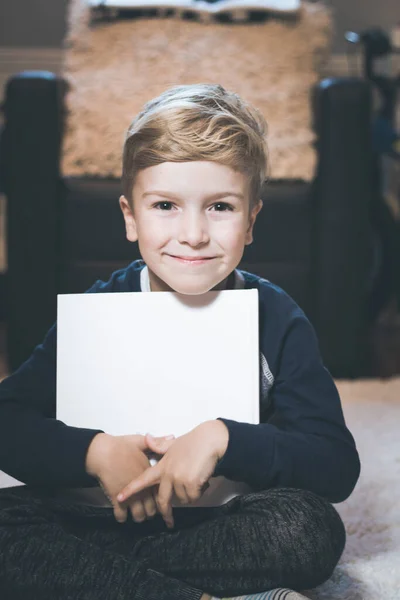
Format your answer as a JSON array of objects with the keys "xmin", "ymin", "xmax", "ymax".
[{"xmin": 119, "ymin": 161, "xmax": 262, "ymax": 295}]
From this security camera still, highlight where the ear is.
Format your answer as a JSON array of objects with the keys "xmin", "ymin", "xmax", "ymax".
[
  {"xmin": 119, "ymin": 195, "xmax": 138, "ymax": 243},
  {"xmin": 245, "ymin": 199, "xmax": 263, "ymax": 246}
]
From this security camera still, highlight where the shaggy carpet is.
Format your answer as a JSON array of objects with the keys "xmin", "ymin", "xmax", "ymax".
[
  {"xmin": 305, "ymin": 378, "xmax": 400, "ymax": 600},
  {"xmin": 61, "ymin": 0, "xmax": 332, "ymax": 181},
  {"xmin": 0, "ymin": 375, "xmax": 399, "ymax": 598}
]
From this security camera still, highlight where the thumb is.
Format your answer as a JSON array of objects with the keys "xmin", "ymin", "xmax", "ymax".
[
  {"xmin": 146, "ymin": 433, "xmax": 175, "ymax": 454},
  {"xmin": 130, "ymin": 434, "xmax": 149, "ymax": 453}
]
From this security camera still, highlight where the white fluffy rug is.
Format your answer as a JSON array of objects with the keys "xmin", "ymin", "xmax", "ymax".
[
  {"xmin": 306, "ymin": 378, "xmax": 400, "ymax": 600},
  {"xmin": 0, "ymin": 376, "xmax": 399, "ymax": 598}
]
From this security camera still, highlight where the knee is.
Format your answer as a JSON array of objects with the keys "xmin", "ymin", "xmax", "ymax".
[{"xmin": 242, "ymin": 488, "xmax": 346, "ymax": 590}]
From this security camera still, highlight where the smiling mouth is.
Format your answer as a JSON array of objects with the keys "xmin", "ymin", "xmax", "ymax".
[{"xmin": 168, "ymin": 255, "xmax": 215, "ymax": 263}]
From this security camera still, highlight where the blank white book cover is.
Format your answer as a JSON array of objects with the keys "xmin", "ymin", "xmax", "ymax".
[{"xmin": 57, "ymin": 288, "xmax": 259, "ymax": 506}]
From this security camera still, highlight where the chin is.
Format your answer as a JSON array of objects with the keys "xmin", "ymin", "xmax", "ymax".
[
  {"xmin": 169, "ymin": 281, "xmax": 216, "ymax": 296},
  {"xmin": 148, "ymin": 262, "xmax": 231, "ymax": 295}
]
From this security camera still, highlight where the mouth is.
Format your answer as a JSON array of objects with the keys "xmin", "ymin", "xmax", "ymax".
[{"xmin": 168, "ymin": 255, "xmax": 215, "ymax": 265}]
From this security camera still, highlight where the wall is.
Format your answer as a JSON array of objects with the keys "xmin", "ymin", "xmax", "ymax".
[
  {"xmin": 0, "ymin": 0, "xmax": 68, "ymax": 48},
  {"xmin": 331, "ymin": 0, "xmax": 399, "ymax": 52},
  {"xmin": 0, "ymin": 1, "xmax": 399, "ymax": 52}
]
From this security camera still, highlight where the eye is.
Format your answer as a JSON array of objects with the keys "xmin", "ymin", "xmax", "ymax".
[
  {"xmin": 153, "ymin": 201, "xmax": 174, "ymax": 211},
  {"xmin": 212, "ymin": 202, "xmax": 234, "ymax": 212},
  {"xmin": 152, "ymin": 201, "xmax": 234, "ymax": 212}
]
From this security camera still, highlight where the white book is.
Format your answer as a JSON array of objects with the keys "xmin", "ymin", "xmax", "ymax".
[{"xmin": 57, "ymin": 288, "xmax": 259, "ymax": 507}]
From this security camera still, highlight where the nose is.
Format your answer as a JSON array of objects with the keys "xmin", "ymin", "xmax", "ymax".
[{"xmin": 177, "ymin": 209, "xmax": 210, "ymax": 247}]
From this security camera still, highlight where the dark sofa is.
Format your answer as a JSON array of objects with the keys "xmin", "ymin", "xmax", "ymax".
[{"xmin": 1, "ymin": 72, "xmax": 376, "ymax": 377}]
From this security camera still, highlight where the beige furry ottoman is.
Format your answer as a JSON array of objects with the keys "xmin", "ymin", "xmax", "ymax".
[{"xmin": 61, "ymin": 0, "xmax": 332, "ymax": 181}]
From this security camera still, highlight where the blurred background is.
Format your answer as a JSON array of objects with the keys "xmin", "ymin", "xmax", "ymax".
[{"xmin": 0, "ymin": 0, "xmax": 398, "ymax": 52}]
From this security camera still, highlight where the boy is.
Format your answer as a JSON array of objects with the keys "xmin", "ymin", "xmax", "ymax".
[{"xmin": 0, "ymin": 83, "xmax": 360, "ymax": 600}]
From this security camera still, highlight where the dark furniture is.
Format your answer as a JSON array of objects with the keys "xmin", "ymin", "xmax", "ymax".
[{"xmin": 1, "ymin": 72, "xmax": 375, "ymax": 377}]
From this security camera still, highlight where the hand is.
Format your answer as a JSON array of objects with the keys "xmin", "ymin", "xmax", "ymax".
[
  {"xmin": 117, "ymin": 420, "xmax": 229, "ymax": 528},
  {"xmin": 85, "ymin": 432, "xmax": 174, "ymax": 523}
]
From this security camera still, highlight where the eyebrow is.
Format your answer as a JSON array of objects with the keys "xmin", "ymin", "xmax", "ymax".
[{"xmin": 142, "ymin": 191, "xmax": 244, "ymax": 201}]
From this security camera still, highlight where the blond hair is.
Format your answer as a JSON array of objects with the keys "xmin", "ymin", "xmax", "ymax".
[{"xmin": 122, "ymin": 83, "xmax": 268, "ymax": 212}]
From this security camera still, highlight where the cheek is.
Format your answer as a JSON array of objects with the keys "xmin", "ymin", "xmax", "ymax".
[
  {"xmin": 138, "ymin": 215, "xmax": 247, "ymax": 248},
  {"xmin": 138, "ymin": 218, "xmax": 168, "ymax": 244},
  {"xmin": 214, "ymin": 221, "xmax": 247, "ymax": 246}
]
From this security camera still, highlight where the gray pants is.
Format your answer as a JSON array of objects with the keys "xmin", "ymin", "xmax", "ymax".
[{"xmin": 0, "ymin": 486, "xmax": 345, "ymax": 600}]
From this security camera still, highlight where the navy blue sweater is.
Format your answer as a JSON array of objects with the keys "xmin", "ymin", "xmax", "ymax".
[{"xmin": 0, "ymin": 260, "xmax": 360, "ymax": 503}]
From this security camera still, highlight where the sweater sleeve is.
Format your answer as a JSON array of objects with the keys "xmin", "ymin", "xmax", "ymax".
[
  {"xmin": 213, "ymin": 311, "xmax": 361, "ymax": 503},
  {"xmin": 0, "ymin": 321, "xmax": 104, "ymax": 488},
  {"xmin": 0, "ymin": 281, "xmax": 113, "ymax": 488}
]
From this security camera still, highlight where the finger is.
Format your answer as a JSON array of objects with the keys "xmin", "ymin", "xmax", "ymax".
[
  {"xmin": 156, "ymin": 478, "xmax": 174, "ymax": 528},
  {"xmin": 129, "ymin": 499, "xmax": 147, "ymax": 523},
  {"xmin": 133, "ymin": 433, "xmax": 173, "ymax": 453},
  {"xmin": 143, "ymin": 490, "xmax": 158, "ymax": 519},
  {"xmin": 153, "ymin": 434, "xmax": 175, "ymax": 444},
  {"xmin": 132, "ymin": 435, "xmax": 149, "ymax": 453},
  {"xmin": 146, "ymin": 434, "xmax": 175, "ymax": 455},
  {"xmin": 117, "ymin": 464, "xmax": 161, "ymax": 503},
  {"xmin": 173, "ymin": 482, "xmax": 190, "ymax": 506},
  {"xmin": 186, "ymin": 480, "xmax": 210, "ymax": 503},
  {"xmin": 113, "ymin": 502, "xmax": 128, "ymax": 524},
  {"xmin": 201, "ymin": 481, "xmax": 211, "ymax": 494}
]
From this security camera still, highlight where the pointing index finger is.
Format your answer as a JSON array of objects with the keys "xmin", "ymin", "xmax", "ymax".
[{"xmin": 117, "ymin": 464, "xmax": 161, "ymax": 503}]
